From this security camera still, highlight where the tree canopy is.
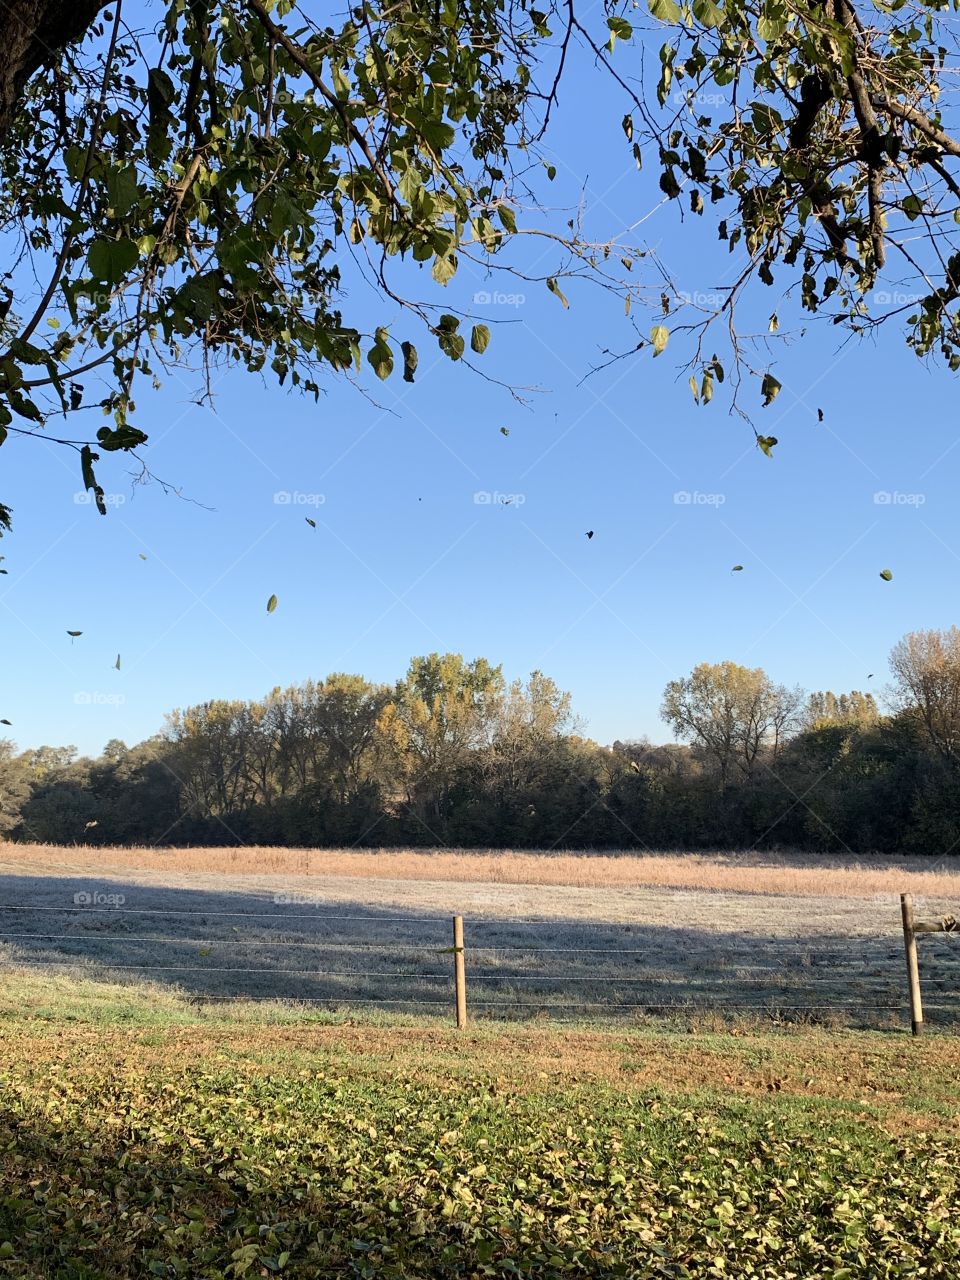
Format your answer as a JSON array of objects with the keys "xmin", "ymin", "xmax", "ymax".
[
  {"xmin": 2, "ymin": 0, "xmax": 960, "ymax": 530},
  {"xmin": 6, "ymin": 630, "xmax": 960, "ymax": 852}
]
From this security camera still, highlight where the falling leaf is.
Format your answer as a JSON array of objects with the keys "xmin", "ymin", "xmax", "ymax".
[
  {"xmin": 67, "ymin": 630, "xmax": 82, "ymax": 637},
  {"xmin": 817, "ymin": 408, "xmax": 824, "ymax": 422},
  {"xmin": 879, "ymin": 568, "xmax": 893, "ymax": 581},
  {"xmin": 114, "ymin": 654, "xmax": 121, "ymax": 670},
  {"xmin": 0, "ymin": 719, "xmax": 10, "ymax": 725},
  {"xmin": 138, "ymin": 553, "xmax": 147, "ymax": 560},
  {"xmin": 757, "ymin": 435, "xmax": 778, "ymax": 458},
  {"xmin": 84, "ymin": 820, "xmax": 98, "ymax": 829},
  {"xmin": 867, "ymin": 673, "xmax": 875, "ymax": 679},
  {"xmin": 198, "ymin": 947, "xmax": 212, "ymax": 957},
  {"xmin": 305, "ymin": 517, "xmax": 316, "ymax": 528},
  {"xmin": 761, "ymin": 373, "xmax": 781, "ymax": 407},
  {"xmin": 499, "ymin": 427, "xmax": 510, "ymax": 437},
  {"xmin": 731, "ymin": 564, "xmax": 744, "ymax": 572},
  {"xmin": 650, "ymin": 325, "xmax": 669, "ymax": 356},
  {"xmin": 585, "ymin": 530, "xmax": 594, "ymax": 540},
  {"xmin": 267, "ymin": 594, "xmax": 278, "ymax": 613}
]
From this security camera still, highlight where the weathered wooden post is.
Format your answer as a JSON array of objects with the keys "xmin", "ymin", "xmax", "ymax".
[
  {"xmin": 453, "ymin": 914, "xmax": 467, "ymax": 1029},
  {"xmin": 900, "ymin": 892, "xmax": 923, "ymax": 1036}
]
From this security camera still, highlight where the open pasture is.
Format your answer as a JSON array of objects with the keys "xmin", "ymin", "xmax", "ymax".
[{"xmin": 2, "ymin": 844, "xmax": 959, "ymax": 1028}]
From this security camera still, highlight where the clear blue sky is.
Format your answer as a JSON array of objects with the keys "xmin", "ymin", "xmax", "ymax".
[{"xmin": 1, "ymin": 32, "xmax": 957, "ymax": 758}]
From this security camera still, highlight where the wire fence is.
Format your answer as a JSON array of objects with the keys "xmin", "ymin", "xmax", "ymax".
[{"xmin": 0, "ymin": 879, "xmax": 958, "ymax": 1029}]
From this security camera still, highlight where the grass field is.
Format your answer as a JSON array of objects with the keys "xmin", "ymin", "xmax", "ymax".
[
  {"xmin": 0, "ymin": 976, "xmax": 959, "ymax": 1277},
  {"xmin": 2, "ymin": 843, "xmax": 959, "ymax": 1028},
  {"xmin": 2, "ymin": 844, "xmax": 959, "ymax": 1277},
  {"xmin": 8, "ymin": 841, "xmax": 960, "ymax": 897}
]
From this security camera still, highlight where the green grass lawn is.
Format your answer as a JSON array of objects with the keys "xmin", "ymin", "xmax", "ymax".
[{"xmin": 0, "ymin": 972, "xmax": 958, "ymax": 1278}]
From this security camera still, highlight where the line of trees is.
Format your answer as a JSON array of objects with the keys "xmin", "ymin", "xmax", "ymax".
[{"xmin": 4, "ymin": 630, "xmax": 960, "ymax": 854}]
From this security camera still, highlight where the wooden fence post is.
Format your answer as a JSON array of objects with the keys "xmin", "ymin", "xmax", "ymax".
[
  {"xmin": 900, "ymin": 892, "xmax": 923, "ymax": 1036},
  {"xmin": 452, "ymin": 914, "xmax": 467, "ymax": 1029}
]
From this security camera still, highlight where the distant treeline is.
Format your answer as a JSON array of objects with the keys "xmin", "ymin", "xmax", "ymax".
[{"xmin": 4, "ymin": 631, "xmax": 960, "ymax": 853}]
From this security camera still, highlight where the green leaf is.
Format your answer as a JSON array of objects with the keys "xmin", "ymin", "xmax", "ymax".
[
  {"xmin": 401, "ymin": 341, "xmax": 418, "ymax": 384},
  {"xmin": 692, "ymin": 0, "xmax": 723, "ymax": 27},
  {"xmin": 902, "ymin": 195, "xmax": 923, "ymax": 221},
  {"xmin": 761, "ymin": 373, "xmax": 781, "ymax": 406},
  {"xmin": 498, "ymin": 205, "xmax": 517, "ymax": 234},
  {"xmin": 731, "ymin": 564, "xmax": 744, "ymax": 571},
  {"xmin": 546, "ymin": 277, "xmax": 569, "ymax": 308},
  {"xmin": 879, "ymin": 568, "xmax": 893, "ymax": 581},
  {"xmin": 67, "ymin": 630, "xmax": 82, "ymax": 637},
  {"xmin": 436, "ymin": 315, "xmax": 465, "ymax": 361},
  {"xmin": 757, "ymin": 434, "xmax": 778, "ymax": 457},
  {"xmin": 367, "ymin": 329, "xmax": 394, "ymax": 381},
  {"xmin": 470, "ymin": 324, "xmax": 490, "ymax": 355},
  {"xmin": 650, "ymin": 325, "xmax": 669, "ymax": 356},
  {"xmin": 266, "ymin": 594, "xmax": 278, "ymax": 613},
  {"xmin": 649, "ymin": 0, "xmax": 682, "ymax": 21},
  {"xmin": 80, "ymin": 445, "xmax": 106, "ymax": 516},
  {"xmin": 607, "ymin": 16, "xmax": 633, "ymax": 46},
  {"xmin": 431, "ymin": 255, "xmax": 457, "ymax": 285},
  {"xmin": 87, "ymin": 238, "xmax": 139, "ymax": 285},
  {"xmin": 97, "ymin": 425, "xmax": 148, "ymax": 452},
  {"xmin": 500, "ymin": 426, "xmax": 510, "ymax": 436},
  {"xmin": 114, "ymin": 654, "xmax": 121, "ymax": 670},
  {"xmin": 305, "ymin": 517, "xmax": 316, "ymax": 528}
]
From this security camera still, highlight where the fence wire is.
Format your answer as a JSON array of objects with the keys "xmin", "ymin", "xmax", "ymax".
[{"xmin": 0, "ymin": 888, "xmax": 957, "ymax": 1029}]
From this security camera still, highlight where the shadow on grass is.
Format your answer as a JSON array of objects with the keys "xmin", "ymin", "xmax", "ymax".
[{"xmin": 0, "ymin": 871, "xmax": 957, "ymax": 1028}]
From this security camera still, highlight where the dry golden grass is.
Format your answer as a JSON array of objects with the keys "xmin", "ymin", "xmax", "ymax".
[{"xmin": 4, "ymin": 840, "xmax": 960, "ymax": 899}]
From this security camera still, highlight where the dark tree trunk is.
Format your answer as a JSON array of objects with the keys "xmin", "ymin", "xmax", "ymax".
[{"xmin": 0, "ymin": 0, "xmax": 106, "ymax": 140}]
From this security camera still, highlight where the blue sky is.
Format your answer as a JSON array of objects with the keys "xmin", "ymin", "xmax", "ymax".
[{"xmin": 2, "ymin": 30, "xmax": 958, "ymax": 758}]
